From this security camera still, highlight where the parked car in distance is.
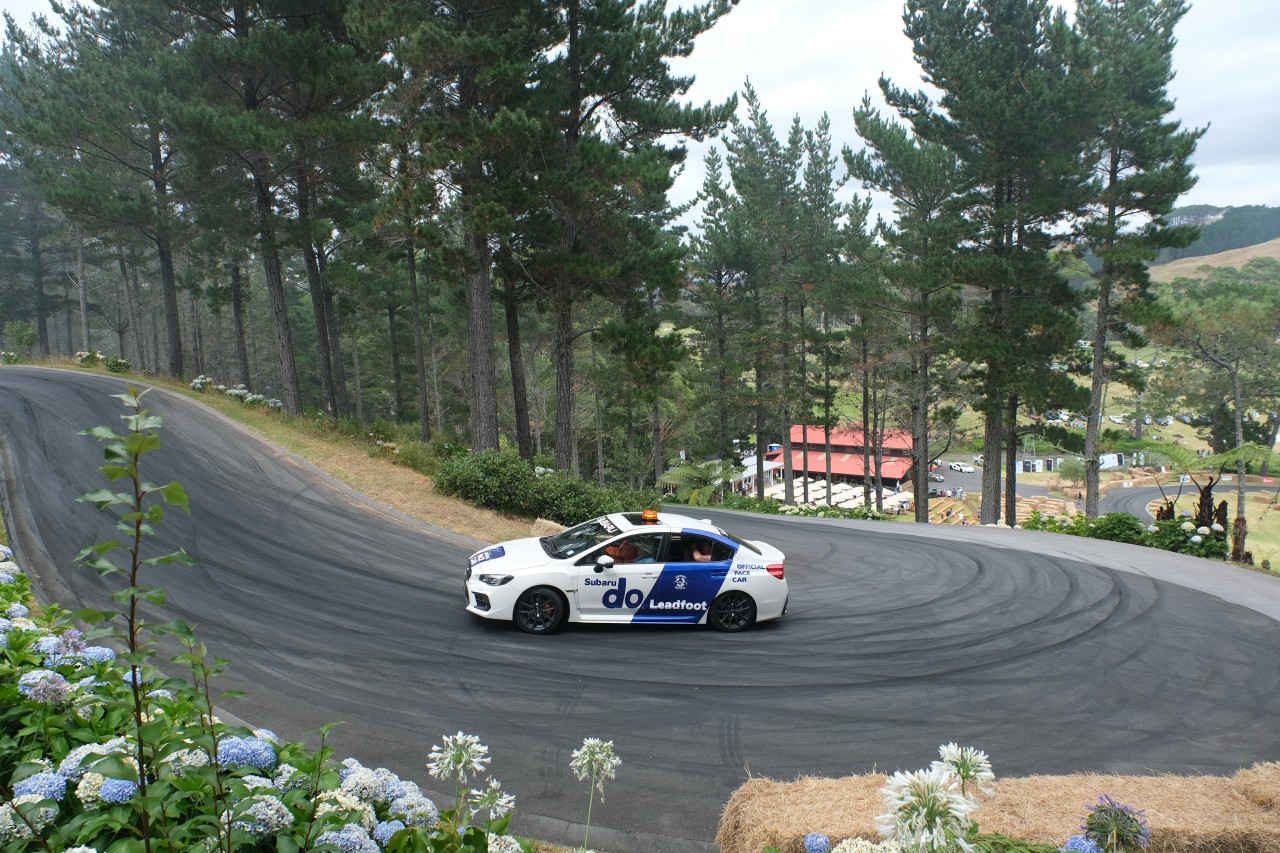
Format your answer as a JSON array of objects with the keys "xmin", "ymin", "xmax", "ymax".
[
  {"xmin": 949, "ymin": 462, "xmax": 975, "ymax": 473},
  {"xmin": 973, "ymin": 454, "xmax": 984, "ymax": 466},
  {"xmin": 928, "ymin": 471, "xmax": 945, "ymax": 482}
]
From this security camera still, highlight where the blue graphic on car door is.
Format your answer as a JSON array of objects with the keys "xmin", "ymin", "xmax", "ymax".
[{"xmin": 632, "ymin": 534, "xmax": 732, "ymax": 623}]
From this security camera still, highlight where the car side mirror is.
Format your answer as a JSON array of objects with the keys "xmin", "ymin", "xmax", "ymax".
[{"xmin": 595, "ymin": 554, "xmax": 614, "ymax": 573}]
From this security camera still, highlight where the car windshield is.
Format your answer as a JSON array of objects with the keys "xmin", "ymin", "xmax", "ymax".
[{"xmin": 542, "ymin": 516, "xmax": 622, "ymax": 559}]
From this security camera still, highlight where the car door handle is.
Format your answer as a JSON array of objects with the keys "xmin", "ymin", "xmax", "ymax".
[
  {"xmin": 710, "ymin": 571, "xmax": 727, "ymax": 580},
  {"xmin": 642, "ymin": 573, "xmax": 659, "ymax": 579}
]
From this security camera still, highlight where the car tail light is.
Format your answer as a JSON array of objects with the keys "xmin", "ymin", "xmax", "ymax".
[{"xmin": 767, "ymin": 564, "xmax": 784, "ymax": 579}]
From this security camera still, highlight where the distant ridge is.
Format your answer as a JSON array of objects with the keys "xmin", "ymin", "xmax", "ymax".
[
  {"xmin": 1148, "ymin": 235, "xmax": 1280, "ymax": 282},
  {"xmin": 1156, "ymin": 204, "xmax": 1280, "ymax": 262}
]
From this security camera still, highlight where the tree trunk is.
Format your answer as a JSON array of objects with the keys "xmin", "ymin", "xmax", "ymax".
[
  {"xmin": 652, "ymin": 400, "xmax": 663, "ymax": 487},
  {"xmin": 117, "ymin": 248, "xmax": 146, "ymax": 371},
  {"xmin": 406, "ymin": 234, "xmax": 431, "ymax": 441},
  {"xmin": 553, "ymin": 299, "xmax": 575, "ymax": 470},
  {"xmin": 503, "ymin": 284, "xmax": 533, "ymax": 461},
  {"xmin": 388, "ymin": 304, "xmax": 404, "ymax": 421},
  {"xmin": 980, "ymin": 400, "xmax": 1004, "ymax": 525},
  {"xmin": 318, "ymin": 244, "xmax": 349, "ymax": 418},
  {"xmin": 465, "ymin": 228, "xmax": 499, "ymax": 450},
  {"xmin": 913, "ymin": 308, "xmax": 931, "ymax": 523},
  {"xmin": 252, "ymin": 171, "xmax": 303, "ymax": 414},
  {"xmin": 75, "ymin": 225, "xmax": 90, "ymax": 353},
  {"xmin": 1084, "ymin": 276, "xmax": 1110, "ymax": 518},
  {"xmin": 1004, "ymin": 396, "xmax": 1019, "ymax": 527},
  {"xmin": 1230, "ymin": 369, "xmax": 1250, "ymax": 563},
  {"xmin": 28, "ymin": 198, "xmax": 49, "ymax": 357},
  {"xmin": 151, "ymin": 130, "xmax": 183, "ymax": 379},
  {"xmin": 299, "ymin": 181, "xmax": 338, "ymax": 417},
  {"xmin": 230, "ymin": 263, "xmax": 252, "ymax": 389},
  {"xmin": 352, "ymin": 318, "xmax": 364, "ymax": 422}
]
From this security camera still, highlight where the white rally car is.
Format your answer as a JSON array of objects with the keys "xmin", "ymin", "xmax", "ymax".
[{"xmin": 464, "ymin": 510, "xmax": 788, "ymax": 634}]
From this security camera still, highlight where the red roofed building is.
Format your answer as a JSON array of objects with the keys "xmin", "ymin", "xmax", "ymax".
[{"xmin": 765, "ymin": 424, "xmax": 915, "ymax": 486}]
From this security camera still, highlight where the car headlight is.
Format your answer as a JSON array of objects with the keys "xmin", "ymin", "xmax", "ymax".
[{"xmin": 477, "ymin": 574, "xmax": 514, "ymax": 586}]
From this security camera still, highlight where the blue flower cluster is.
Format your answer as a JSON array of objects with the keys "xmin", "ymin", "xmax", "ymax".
[
  {"xmin": 805, "ymin": 832, "xmax": 833, "ymax": 853},
  {"xmin": 217, "ymin": 736, "xmax": 278, "ymax": 771},
  {"xmin": 1062, "ymin": 834, "xmax": 1102, "ymax": 853},
  {"xmin": 100, "ymin": 778, "xmax": 138, "ymax": 804},
  {"xmin": 18, "ymin": 669, "xmax": 70, "ymax": 703},
  {"xmin": 374, "ymin": 819, "xmax": 406, "ymax": 845},
  {"xmin": 14, "ymin": 772, "xmax": 67, "ymax": 801},
  {"xmin": 315, "ymin": 823, "xmax": 380, "ymax": 853}
]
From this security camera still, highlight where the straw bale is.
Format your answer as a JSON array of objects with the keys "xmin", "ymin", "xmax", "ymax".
[
  {"xmin": 530, "ymin": 518, "xmax": 567, "ymax": 536},
  {"xmin": 1234, "ymin": 762, "xmax": 1280, "ymax": 811},
  {"xmin": 718, "ymin": 770, "xmax": 1280, "ymax": 853}
]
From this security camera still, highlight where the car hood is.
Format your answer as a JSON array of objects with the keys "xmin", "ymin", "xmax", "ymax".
[{"xmin": 468, "ymin": 536, "xmax": 554, "ymax": 573}]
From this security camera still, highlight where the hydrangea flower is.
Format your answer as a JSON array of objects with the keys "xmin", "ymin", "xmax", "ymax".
[
  {"xmin": 59, "ymin": 738, "xmax": 130, "ymax": 779},
  {"xmin": 0, "ymin": 617, "xmax": 12, "ymax": 633},
  {"xmin": 1190, "ymin": 535, "xmax": 1202, "ymax": 544},
  {"xmin": 876, "ymin": 765, "xmax": 977, "ymax": 853},
  {"xmin": 18, "ymin": 670, "xmax": 71, "ymax": 703},
  {"xmin": 76, "ymin": 772, "xmax": 107, "ymax": 809},
  {"xmin": 241, "ymin": 774, "xmax": 276, "ymax": 790},
  {"xmin": 1146, "ymin": 524, "xmax": 1158, "ymax": 533},
  {"xmin": 6, "ymin": 602, "xmax": 29, "ymax": 619},
  {"xmin": 274, "ymin": 762, "xmax": 308, "ymax": 791},
  {"xmin": 1211, "ymin": 523, "xmax": 1225, "ymax": 533},
  {"xmin": 1196, "ymin": 526, "xmax": 1210, "ymax": 536},
  {"xmin": 832, "ymin": 841, "xmax": 903, "ymax": 853},
  {"xmin": 64, "ymin": 847, "xmax": 100, "ymax": 853},
  {"xmin": 0, "ymin": 795, "xmax": 57, "ymax": 841},
  {"xmin": 1180, "ymin": 521, "xmax": 1195, "ymax": 532},
  {"xmin": 13, "ymin": 771, "xmax": 66, "ymax": 801},
  {"xmin": 0, "ymin": 544, "xmax": 13, "ymax": 559},
  {"xmin": 100, "ymin": 777, "xmax": 138, "ymax": 804},
  {"xmin": 1062, "ymin": 835, "xmax": 1103, "ymax": 853},
  {"xmin": 389, "ymin": 792, "xmax": 439, "ymax": 827},
  {"xmin": 315, "ymin": 790, "xmax": 376, "ymax": 831},
  {"xmin": 374, "ymin": 819, "xmax": 406, "ymax": 846},
  {"xmin": 223, "ymin": 793, "xmax": 294, "ymax": 836},
  {"xmin": 488, "ymin": 835, "xmax": 523, "ymax": 853},
  {"xmin": 161, "ymin": 748, "xmax": 211, "ymax": 777},
  {"xmin": 340, "ymin": 761, "xmax": 396, "ymax": 803},
  {"xmin": 314, "ymin": 824, "xmax": 380, "ymax": 853},
  {"xmin": 806, "ymin": 831, "xmax": 833, "ymax": 853},
  {"xmin": 0, "ymin": 572, "xmax": 15, "ymax": 585},
  {"xmin": 217, "ymin": 735, "xmax": 278, "ymax": 770},
  {"xmin": 427, "ymin": 731, "xmax": 490, "ymax": 783}
]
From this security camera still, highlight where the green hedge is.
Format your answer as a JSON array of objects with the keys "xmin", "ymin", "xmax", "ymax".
[{"xmin": 434, "ymin": 449, "xmax": 660, "ymax": 526}]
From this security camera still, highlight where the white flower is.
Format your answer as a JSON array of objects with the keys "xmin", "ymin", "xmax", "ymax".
[
  {"xmin": 427, "ymin": 732, "xmax": 490, "ymax": 784},
  {"xmin": 1190, "ymin": 535, "xmax": 1203, "ymax": 544},
  {"xmin": 834, "ymin": 840, "xmax": 904, "ymax": 853},
  {"xmin": 469, "ymin": 777, "xmax": 515, "ymax": 819},
  {"xmin": 1147, "ymin": 524, "xmax": 1159, "ymax": 533},
  {"xmin": 934, "ymin": 743, "xmax": 995, "ymax": 796},
  {"xmin": 1197, "ymin": 526, "xmax": 1211, "ymax": 536},
  {"xmin": 1181, "ymin": 521, "xmax": 1196, "ymax": 532},
  {"xmin": 1211, "ymin": 522, "xmax": 1225, "ymax": 532},
  {"xmin": 571, "ymin": 738, "xmax": 621, "ymax": 802},
  {"xmin": 315, "ymin": 790, "xmax": 377, "ymax": 832},
  {"xmin": 876, "ymin": 765, "xmax": 976, "ymax": 853}
]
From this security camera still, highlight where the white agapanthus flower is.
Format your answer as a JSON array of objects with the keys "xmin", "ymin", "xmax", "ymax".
[
  {"xmin": 570, "ymin": 737, "xmax": 621, "ymax": 802},
  {"xmin": 876, "ymin": 765, "xmax": 977, "ymax": 853},
  {"xmin": 469, "ymin": 777, "xmax": 516, "ymax": 819},
  {"xmin": 427, "ymin": 732, "xmax": 491, "ymax": 784},
  {"xmin": 933, "ymin": 743, "xmax": 995, "ymax": 797}
]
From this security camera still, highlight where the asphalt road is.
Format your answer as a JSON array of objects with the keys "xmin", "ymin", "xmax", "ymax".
[
  {"xmin": 3, "ymin": 366, "xmax": 1280, "ymax": 853},
  {"xmin": 1100, "ymin": 483, "xmax": 1279, "ymax": 521}
]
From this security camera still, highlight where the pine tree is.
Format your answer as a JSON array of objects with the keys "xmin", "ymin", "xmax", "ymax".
[
  {"xmin": 1075, "ymin": 0, "xmax": 1204, "ymax": 517},
  {"xmin": 882, "ymin": 0, "xmax": 1096, "ymax": 524}
]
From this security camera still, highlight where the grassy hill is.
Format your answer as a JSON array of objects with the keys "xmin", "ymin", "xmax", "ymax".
[{"xmin": 1149, "ymin": 235, "xmax": 1280, "ymax": 282}]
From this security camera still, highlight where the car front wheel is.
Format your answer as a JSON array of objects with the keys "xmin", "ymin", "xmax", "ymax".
[
  {"xmin": 514, "ymin": 587, "xmax": 567, "ymax": 635},
  {"xmin": 708, "ymin": 591, "xmax": 756, "ymax": 632}
]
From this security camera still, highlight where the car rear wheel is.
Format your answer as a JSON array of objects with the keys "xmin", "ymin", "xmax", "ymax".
[
  {"xmin": 708, "ymin": 591, "xmax": 756, "ymax": 632},
  {"xmin": 514, "ymin": 587, "xmax": 567, "ymax": 635}
]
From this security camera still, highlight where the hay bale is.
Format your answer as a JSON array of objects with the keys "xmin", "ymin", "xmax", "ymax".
[
  {"xmin": 718, "ymin": 771, "xmax": 1280, "ymax": 853},
  {"xmin": 529, "ymin": 518, "xmax": 567, "ymax": 536},
  {"xmin": 1235, "ymin": 762, "xmax": 1280, "ymax": 811}
]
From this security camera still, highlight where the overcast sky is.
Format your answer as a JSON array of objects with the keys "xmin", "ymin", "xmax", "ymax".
[
  {"xmin": 667, "ymin": 0, "xmax": 1280, "ymax": 223},
  {"xmin": 4, "ymin": 0, "xmax": 1277, "ymax": 227}
]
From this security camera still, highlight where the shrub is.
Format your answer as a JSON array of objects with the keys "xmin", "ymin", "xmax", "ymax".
[
  {"xmin": 1141, "ymin": 519, "xmax": 1228, "ymax": 560},
  {"xmin": 435, "ymin": 449, "xmax": 539, "ymax": 516},
  {"xmin": 1083, "ymin": 513, "xmax": 1147, "ymax": 545},
  {"xmin": 721, "ymin": 495, "xmax": 784, "ymax": 514},
  {"xmin": 75, "ymin": 350, "xmax": 101, "ymax": 367},
  {"xmin": 0, "ymin": 351, "xmax": 19, "ymax": 365},
  {"xmin": 534, "ymin": 472, "xmax": 607, "ymax": 526},
  {"xmin": 103, "ymin": 355, "xmax": 130, "ymax": 374}
]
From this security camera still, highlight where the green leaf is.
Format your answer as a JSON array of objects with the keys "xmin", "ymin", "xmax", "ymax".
[
  {"xmin": 78, "ymin": 488, "xmax": 127, "ymax": 508},
  {"xmin": 160, "ymin": 480, "xmax": 190, "ymax": 510},
  {"xmin": 143, "ymin": 549, "xmax": 196, "ymax": 567},
  {"xmin": 101, "ymin": 464, "xmax": 135, "ymax": 482},
  {"xmin": 124, "ymin": 431, "xmax": 162, "ymax": 455},
  {"xmin": 79, "ymin": 425, "xmax": 121, "ymax": 441}
]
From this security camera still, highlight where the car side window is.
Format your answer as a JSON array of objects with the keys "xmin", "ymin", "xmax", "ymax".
[
  {"xmin": 674, "ymin": 535, "xmax": 731, "ymax": 563},
  {"xmin": 585, "ymin": 534, "xmax": 664, "ymax": 566}
]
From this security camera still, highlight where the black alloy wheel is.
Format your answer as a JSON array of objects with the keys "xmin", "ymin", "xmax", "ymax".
[
  {"xmin": 708, "ymin": 591, "xmax": 756, "ymax": 632},
  {"xmin": 514, "ymin": 587, "xmax": 567, "ymax": 634}
]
